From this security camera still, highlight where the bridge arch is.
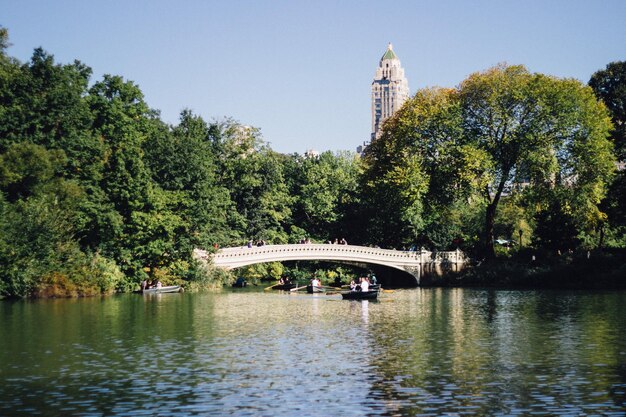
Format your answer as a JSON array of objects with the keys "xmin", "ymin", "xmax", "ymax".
[{"xmin": 193, "ymin": 244, "xmax": 465, "ymax": 287}]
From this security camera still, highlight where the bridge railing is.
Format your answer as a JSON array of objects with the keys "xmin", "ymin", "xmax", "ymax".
[{"xmin": 196, "ymin": 244, "xmax": 465, "ymax": 267}]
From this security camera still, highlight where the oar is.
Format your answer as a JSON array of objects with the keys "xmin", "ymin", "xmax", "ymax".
[
  {"xmin": 264, "ymin": 283, "xmax": 280, "ymax": 291},
  {"xmin": 289, "ymin": 285, "xmax": 308, "ymax": 292}
]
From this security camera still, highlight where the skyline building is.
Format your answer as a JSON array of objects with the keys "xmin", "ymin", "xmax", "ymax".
[
  {"xmin": 358, "ymin": 43, "xmax": 410, "ymax": 154},
  {"xmin": 371, "ymin": 43, "xmax": 410, "ymax": 140}
]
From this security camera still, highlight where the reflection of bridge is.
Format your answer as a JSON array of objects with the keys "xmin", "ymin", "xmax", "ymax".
[{"xmin": 193, "ymin": 244, "xmax": 465, "ymax": 285}]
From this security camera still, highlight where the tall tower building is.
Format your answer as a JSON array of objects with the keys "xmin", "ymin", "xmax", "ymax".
[{"xmin": 370, "ymin": 43, "xmax": 410, "ymax": 140}]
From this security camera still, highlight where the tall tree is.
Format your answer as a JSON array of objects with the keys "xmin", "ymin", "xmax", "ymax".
[
  {"xmin": 362, "ymin": 87, "xmax": 469, "ymax": 248},
  {"xmin": 144, "ymin": 110, "xmax": 237, "ymax": 250},
  {"xmin": 210, "ymin": 120, "xmax": 292, "ymax": 243},
  {"xmin": 459, "ymin": 65, "xmax": 614, "ymax": 257},
  {"xmin": 590, "ymin": 61, "xmax": 626, "ymax": 246},
  {"xmin": 589, "ymin": 61, "xmax": 626, "ymax": 160},
  {"xmin": 87, "ymin": 75, "xmax": 158, "ymax": 279},
  {"xmin": 364, "ymin": 65, "xmax": 615, "ymax": 257},
  {"xmin": 287, "ymin": 150, "xmax": 362, "ymax": 242}
]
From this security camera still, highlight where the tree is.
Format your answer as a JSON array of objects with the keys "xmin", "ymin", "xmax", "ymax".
[
  {"xmin": 364, "ymin": 65, "xmax": 615, "ymax": 257},
  {"xmin": 210, "ymin": 120, "xmax": 292, "ymax": 243},
  {"xmin": 87, "ymin": 75, "xmax": 159, "ymax": 280},
  {"xmin": 459, "ymin": 65, "xmax": 614, "ymax": 257},
  {"xmin": 361, "ymin": 87, "xmax": 469, "ymax": 248},
  {"xmin": 144, "ymin": 110, "xmax": 238, "ymax": 250},
  {"xmin": 287, "ymin": 150, "xmax": 362, "ymax": 242},
  {"xmin": 590, "ymin": 62, "xmax": 626, "ymax": 247},
  {"xmin": 0, "ymin": 142, "xmax": 66, "ymax": 201},
  {"xmin": 0, "ymin": 26, "xmax": 9, "ymax": 53},
  {"xmin": 589, "ymin": 61, "xmax": 626, "ymax": 160}
]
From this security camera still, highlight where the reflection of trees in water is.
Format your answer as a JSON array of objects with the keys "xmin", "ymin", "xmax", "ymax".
[
  {"xmin": 362, "ymin": 289, "xmax": 626, "ymax": 415},
  {"xmin": 363, "ymin": 289, "xmax": 498, "ymax": 415}
]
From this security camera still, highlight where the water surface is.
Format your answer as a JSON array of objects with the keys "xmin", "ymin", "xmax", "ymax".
[{"xmin": 1, "ymin": 288, "xmax": 625, "ymax": 416}]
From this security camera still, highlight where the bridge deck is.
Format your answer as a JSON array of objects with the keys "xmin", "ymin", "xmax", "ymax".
[{"xmin": 194, "ymin": 244, "xmax": 464, "ymax": 271}]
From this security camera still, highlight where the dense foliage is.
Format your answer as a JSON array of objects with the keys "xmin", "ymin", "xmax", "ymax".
[
  {"xmin": 0, "ymin": 27, "xmax": 624, "ymax": 297},
  {"xmin": 0, "ymin": 30, "xmax": 366, "ymax": 297},
  {"xmin": 362, "ymin": 64, "xmax": 618, "ymax": 258}
]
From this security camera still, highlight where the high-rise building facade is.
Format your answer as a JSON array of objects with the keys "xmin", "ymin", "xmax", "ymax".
[{"xmin": 371, "ymin": 43, "xmax": 410, "ymax": 140}]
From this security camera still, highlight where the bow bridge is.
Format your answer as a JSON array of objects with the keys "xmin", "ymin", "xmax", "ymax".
[{"xmin": 193, "ymin": 244, "xmax": 465, "ymax": 285}]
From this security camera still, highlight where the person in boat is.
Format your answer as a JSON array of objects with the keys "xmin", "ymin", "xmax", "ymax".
[
  {"xmin": 349, "ymin": 280, "xmax": 356, "ymax": 291},
  {"xmin": 278, "ymin": 277, "xmax": 285, "ymax": 285},
  {"xmin": 156, "ymin": 280, "xmax": 162, "ymax": 289},
  {"xmin": 311, "ymin": 277, "xmax": 321, "ymax": 288},
  {"xmin": 140, "ymin": 280, "xmax": 148, "ymax": 291},
  {"xmin": 361, "ymin": 277, "xmax": 370, "ymax": 292}
]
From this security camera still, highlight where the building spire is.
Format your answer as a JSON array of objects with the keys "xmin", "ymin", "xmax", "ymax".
[
  {"xmin": 381, "ymin": 42, "xmax": 398, "ymax": 61},
  {"xmin": 371, "ymin": 43, "xmax": 409, "ymax": 140}
]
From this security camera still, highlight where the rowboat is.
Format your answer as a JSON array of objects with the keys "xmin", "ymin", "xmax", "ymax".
[
  {"xmin": 142, "ymin": 285, "xmax": 181, "ymax": 294},
  {"xmin": 341, "ymin": 290, "xmax": 378, "ymax": 300},
  {"xmin": 306, "ymin": 285, "xmax": 324, "ymax": 293},
  {"xmin": 271, "ymin": 283, "xmax": 297, "ymax": 291}
]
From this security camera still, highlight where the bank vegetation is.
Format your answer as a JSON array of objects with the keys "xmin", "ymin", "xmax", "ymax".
[{"xmin": 1, "ymin": 27, "xmax": 624, "ymax": 297}]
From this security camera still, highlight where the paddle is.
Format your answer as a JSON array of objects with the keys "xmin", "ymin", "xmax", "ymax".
[
  {"xmin": 264, "ymin": 283, "xmax": 280, "ymax": 291},
  {"xmin": 289, "ymin": 285, "xmax": 308, "ymax": 292}
]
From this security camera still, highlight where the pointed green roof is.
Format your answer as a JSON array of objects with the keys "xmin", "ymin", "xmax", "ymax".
[{"xmin": 381, "ymin": 43, "xmax": 397, "ymax": 60}]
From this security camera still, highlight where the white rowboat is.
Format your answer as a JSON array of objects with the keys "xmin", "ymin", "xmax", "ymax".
[{"xmin": 142, "ymin": 285, "xmax": 181, "ymax": 294}]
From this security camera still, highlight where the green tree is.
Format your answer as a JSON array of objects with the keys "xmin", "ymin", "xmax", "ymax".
[
  {"xmin": 0, "ymin": 142, "xmax": 66, "ymax": 201},
  {"xmin": 589, "ymin": 61, "xmax": 626, "ymax": 160},
  {"xmin": 144, "ymin": 110, "xmax": 238, "ymax": 250},
  {"xmin": 589, "ymin": 62, "xmax": 626, "ymax": 247},
  {"xmin": 459, "ymin": 65, "xmax": 614, "ymax": 257},
  {"xmin": 87, "ymin": 75, "xmax": 159, "ymax": 280},
  {"xmin": 362, "ymin": 87, "xmax": 467, "ymax": 248},
  {"xmin": 210, "ymin": 120, "xmax": 292, "ymax": 243},
  {"xmin": 0, "ymin": 26, "xmax": 9, "ymax": 53},
  {"xmin": 287, "ymin": 150, "xmax": 362, "ymax": 242},
  {"xmin": 0, "ymin": 48, "xmax": 96, "ymax": 165},
  {"xmin": 364, "ymin": 65, "xmax": 615, "ymax": 257}
]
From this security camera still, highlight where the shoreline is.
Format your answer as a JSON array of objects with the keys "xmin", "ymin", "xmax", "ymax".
[{"xmin": 420, "ymin": 250, "xmax": 626, "ymax": 290}]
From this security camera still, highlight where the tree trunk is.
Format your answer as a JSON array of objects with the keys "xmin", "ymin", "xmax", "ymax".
[
  {"xmin": 484, "ymin": 202, "xmax": 497, "ymax": 259},
  {"xmin": 483, "ymin": 168, "xmax": 509, "ymax": 260},
  {"xmin": 598, "ymin": 223, "xmax": 605, "ymax": 249}
]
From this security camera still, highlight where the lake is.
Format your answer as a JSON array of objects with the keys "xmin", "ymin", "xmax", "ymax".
[{"xmin": 1, "ymin": 288, "xmax": 625, "ymax": 416}]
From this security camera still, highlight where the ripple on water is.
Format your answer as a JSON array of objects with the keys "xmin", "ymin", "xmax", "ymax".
[{"xmin": 1, "ymin": 290, "xmax": 626, "ymax": 416}]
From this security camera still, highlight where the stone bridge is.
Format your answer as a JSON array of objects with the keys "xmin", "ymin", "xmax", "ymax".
[{"xmin": 193, "ymin": 244, "xmax": 465, "ymax": 285}]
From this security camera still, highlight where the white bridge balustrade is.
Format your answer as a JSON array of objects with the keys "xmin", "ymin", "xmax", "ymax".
[{"xmin": 193, "ymin": 244, "xmax": 465, "ymax": 283}]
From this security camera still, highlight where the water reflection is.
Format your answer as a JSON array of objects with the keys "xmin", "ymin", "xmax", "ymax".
[{"xmin": 1, "ymin": 289, "xmax": 625, "ymax": 416}]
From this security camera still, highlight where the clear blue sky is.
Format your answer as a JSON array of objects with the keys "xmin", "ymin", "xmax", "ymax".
[{"xmin": 3, "ymin": 0, "xmax": 626, "ymax": 154}]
